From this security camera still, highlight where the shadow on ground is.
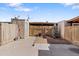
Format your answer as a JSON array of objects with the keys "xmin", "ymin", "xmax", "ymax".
[
  {"xmin": 38, "ymin": 50, "xmax": 51, "ymax": 56},
  {"xmin": 69, "ymin": 48, "xmax": 79, "ymax": 54},
  {"xmin": 38, "ymin": 44, "xmax": 79, "ymax": 56}
]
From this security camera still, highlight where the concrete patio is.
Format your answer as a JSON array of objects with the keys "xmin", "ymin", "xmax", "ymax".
[{"xmin": 0, "ymin": 38, "xmax": 38, "ymax": 56}]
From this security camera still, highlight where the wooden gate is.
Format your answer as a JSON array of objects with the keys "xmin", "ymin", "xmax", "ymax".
[{"xmin": 1, "ymin": 23, "xmax": 17, "ymax": 45}]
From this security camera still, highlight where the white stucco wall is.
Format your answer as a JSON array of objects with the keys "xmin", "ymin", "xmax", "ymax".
[
  {"xmin": 58, "ymin": 20, "xmax": 66, "ymax": 39},
  {"xmin": 25, "ymin": 20, "xmax": 29, "ymax": 39}
]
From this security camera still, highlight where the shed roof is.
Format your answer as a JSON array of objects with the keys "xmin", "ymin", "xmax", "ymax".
[
  {"xmin": 67, "ymin": 16, "xmax": 79, "ymax": 23},
  {"xmin": 29, "ymin": 22, "xmax": 56, "ymax": 26}
]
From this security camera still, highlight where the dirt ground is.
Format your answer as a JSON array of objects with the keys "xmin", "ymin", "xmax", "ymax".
[
  {"xmin": 34, "ymin": 37, "xmax": 47, "ymax": 44},
  {"xmin": 43, "ymin": 36, "xmax": 71, "ymax": 44}
]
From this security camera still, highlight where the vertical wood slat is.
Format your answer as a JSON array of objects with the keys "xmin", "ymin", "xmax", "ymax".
[
  {"xmin": 29, "ymin": 25, "xmax": 54, "ymax": 36},
  {"xmin": 64, "ymin": 26, "xmax": 79, "ymax": 45},
  {"xmin": 64, "ymin": 26, "xmax": 72, "ymax": 42},
  {"xmin": 1, "ymin": 23, "xmax": 17, "ymax": 45}
]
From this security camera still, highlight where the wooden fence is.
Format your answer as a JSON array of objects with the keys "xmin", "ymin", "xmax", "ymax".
[
  {"xmin": 1, "ymin": 23, "xmax": 17, "ymax": 45},
  {"xmin": 64, "ymin": 26, "xmax": 79, "ymax": 45},
  {"xmin": 29, "ymin": 25, "xmax": 54, "ymax": 36}
]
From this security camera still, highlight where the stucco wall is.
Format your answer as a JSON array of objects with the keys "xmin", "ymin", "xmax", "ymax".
[
  {"xmin": 25, "ymin": 20, "xmax": 29, "ymax": 39},
  {"xmin": 0, "ymin": 24, "xmax": 1, "ymax": 45},
  {"xmin": 58, "ymin": 20, "xmax": 66, "ymax": 39}
]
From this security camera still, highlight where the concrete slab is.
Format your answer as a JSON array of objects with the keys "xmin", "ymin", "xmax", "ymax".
[
  {"xmin": 34, "ymin": 44, "xmax": 49, "ymax": 50},
  {"xmin": 0, "ymin": 38, "xmax": 38, "ymax": 56}
]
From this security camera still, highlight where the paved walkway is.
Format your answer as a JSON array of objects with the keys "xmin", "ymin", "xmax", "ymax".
[{"xmin": 39, "ymin": 44, "xmax": 79, "ymax": 56}]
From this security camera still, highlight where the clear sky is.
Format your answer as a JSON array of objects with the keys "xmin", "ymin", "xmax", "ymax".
[{"xmin": 0, "ymin": 3, "xmax": 79, "ymax": 22}]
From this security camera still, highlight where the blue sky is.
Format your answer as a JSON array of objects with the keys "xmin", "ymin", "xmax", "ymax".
[{"xmin": 0, "ymin": 3, "xmax": 79, "ymax": 22}]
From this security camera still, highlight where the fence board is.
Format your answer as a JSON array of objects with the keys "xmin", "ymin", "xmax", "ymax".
[
  {"xmin": 64, "ymin": 26, "xmax": 79, "ymax": 45},
  {"xmin": 1, "ymin": 23, "xmax": 17, "ymax": 45},
  {"xmin": 29, "ymin": 25, "xmax": 54, "ymax": 36}
]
